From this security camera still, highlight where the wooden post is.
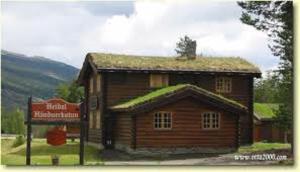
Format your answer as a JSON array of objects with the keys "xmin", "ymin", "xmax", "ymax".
[
  {"xmin": 132, "ymin": 115, "xmax": 136, "ymax": 150},
  {"xmin": 26, "ymin": 96, "xmax": 32, "ymax": 165},
  {"xmin": 79, "ymin": 101, "xmax": 85, "ymax": 165}
]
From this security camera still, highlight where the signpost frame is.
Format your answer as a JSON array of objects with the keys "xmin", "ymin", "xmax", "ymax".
[{"xmin": 25, "ymin": 97, "xmax": 86, "ymax": 165}]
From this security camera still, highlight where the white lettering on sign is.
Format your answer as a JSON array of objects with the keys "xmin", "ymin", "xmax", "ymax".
[
  {"xmin": 46, "ymin": 103, "xmax": 67, "ymax": 110},
  {"xmin": 33, "ymin": 111, "xmax": 79, "ymax": 118},
  {"xmin": 31, "ymin": 98, "xmax": 80, "ymax": 121}
]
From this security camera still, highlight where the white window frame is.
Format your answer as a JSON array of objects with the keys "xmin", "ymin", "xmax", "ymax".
[
  {"xmin": 215, "ymin": 77, "xmax": 232, "ymax": 93},
  {"xmin": 202, "ymin": 112, "xmax": 220, "ymax": 130},
  {"xmin": 150, "ymin": 74, "xmax": 169, "ymax": 88},
  {"xmin": 153, "ymin": 112, "xmax": 172, "ymax": 130}
]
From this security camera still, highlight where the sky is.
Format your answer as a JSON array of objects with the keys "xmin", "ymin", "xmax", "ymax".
[{"xmin": 1, "ymin": 0, "xmax": 280, "ymax": 73}]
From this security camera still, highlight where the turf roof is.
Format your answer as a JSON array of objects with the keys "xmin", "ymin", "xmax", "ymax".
[
  {"xmin": 254, "ymin": 103, "xmax": 279, "ymax": 120},
  {"xmin": 88, "ymin": 53, "xmax": 261, "ymax": 74},
  {"xmin": 110, "ymin": 84, "xmax": 247, "ymax": 111}
]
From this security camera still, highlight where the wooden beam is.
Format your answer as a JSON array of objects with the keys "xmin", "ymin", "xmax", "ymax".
[
  {"xmin": 132, "ymin": 114, "xmax": 137, "ymax": 150},
  {"xmin": 248, "ymin": 77, "xmax": 254, "ymax": 144},
  {"xmin": 102, "ymin": 73, "xmax": 108, "ymax": 147},
  {"xmin": 236, "ymin": 114, "xmax": 240, "ymax": 148},
  {"xmin": 97, "ymin": 68, "xmax": 261, "ymax": 78}
]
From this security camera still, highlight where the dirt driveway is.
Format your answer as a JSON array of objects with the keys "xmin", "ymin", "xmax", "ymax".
[{"xmin": 101, "ymin": 149, "xmax": 292, "ymax": 165}]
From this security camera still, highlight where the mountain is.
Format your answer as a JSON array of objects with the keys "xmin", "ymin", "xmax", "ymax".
[{"xmin": 1, "ymin": 50, "xmax": 79, "ymax": 111}]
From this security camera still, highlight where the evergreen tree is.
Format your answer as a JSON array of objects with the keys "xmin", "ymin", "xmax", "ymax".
[
  {"xmin": 175, "ymin": 35, "xmax": 197, "ymax": 59},
  {"xmin": 238, "ymin": 1, "xmax": 293, "ymax": 149},
  {"xmin": 55, "ymin": 81, "xmax": 84, "ymax": 103}
]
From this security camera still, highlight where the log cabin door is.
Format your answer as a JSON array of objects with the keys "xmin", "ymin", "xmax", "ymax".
[{"xmin": 104, "ymin": 115, "xmax": 114, "ymax": 149}]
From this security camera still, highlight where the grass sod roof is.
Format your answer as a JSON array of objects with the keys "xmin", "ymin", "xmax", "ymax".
[
  {"xmin": 88, "ymin": 53, "xmax": 261, "ymax": 74},
  {"xmin": 254, "ymin": 103, "xmax": 279, "ymax": 120},
  {"xmin": 110, "ymin": 84, "xmax": 247, "ymax": 111}
]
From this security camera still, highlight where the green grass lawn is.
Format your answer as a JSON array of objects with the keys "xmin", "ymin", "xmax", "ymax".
[
  {"xmin": 1, "ymin": 138, "xmax": 103, "ymax": 166},
  {"xmin": 238, "ymin": 142, "xmax": 291, "ymax": 153},
  {"xmin": 1, "ymin": 138, "xmax": 291, "ymax": 166}
]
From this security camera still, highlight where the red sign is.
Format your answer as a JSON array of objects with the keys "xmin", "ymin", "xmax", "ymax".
[
  {"xmin": 31, "ymin": 98, "xmax": 80, "ymax": 122},
  {"xmin": 46, "ymin": 127, "xmax": 66, "ymax": 146}
]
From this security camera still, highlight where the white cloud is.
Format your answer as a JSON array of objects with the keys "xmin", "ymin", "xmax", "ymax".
[{"xmin": 1, "ymin": 1, "xmax": 278, "ymax": 73}]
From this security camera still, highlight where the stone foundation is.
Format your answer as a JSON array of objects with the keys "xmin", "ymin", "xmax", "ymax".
[{"xmin": 115, "ymin": 143, "xmax": 236, "ymax": 156}]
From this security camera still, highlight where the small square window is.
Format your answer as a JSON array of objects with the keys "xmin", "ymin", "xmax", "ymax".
[
  {"xmin": 154, "ymin": 112, "xmax": 172, "ymax": 129},
  {"xmin": 202, "ymin": 112, "xmax": 220, "ymax": 129},
  {"xmin": 216, "ymin": 77, "xmax": 232, "ymax": 93},
  {"xmin": 150, "ymin": 74, "xmax": 169, "ymax": 88}
]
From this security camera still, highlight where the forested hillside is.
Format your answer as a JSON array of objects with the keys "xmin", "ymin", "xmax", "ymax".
[{"xmin": 1, "ymin": 50, "xmax": 79, "ymax": 111}]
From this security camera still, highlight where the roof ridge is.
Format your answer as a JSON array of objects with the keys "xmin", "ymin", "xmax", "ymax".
[{"xmin": 87, "ymin": 53, "xmax": 261, "ymax": 75}]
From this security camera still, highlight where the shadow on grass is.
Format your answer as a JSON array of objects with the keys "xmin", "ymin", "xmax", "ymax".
[{"xmin": 100, "ymin": 149, "xmax": 224, "ymax": 162}]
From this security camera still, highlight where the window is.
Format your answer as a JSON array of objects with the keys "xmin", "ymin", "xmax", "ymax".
[
  {"xmin": 154, "ymin": 112, "xmax": 172, "ymax": 129},
  {"xmin": 150, "ymin": 74, "xmax": 169, "ymax": 88},
  {"xmin": 216, "ymin": 77, "xmax": 232, "ymax": 93},
  {"xmin": 202, "ymin": 112, "xmax": 220, "ymax": 129}
]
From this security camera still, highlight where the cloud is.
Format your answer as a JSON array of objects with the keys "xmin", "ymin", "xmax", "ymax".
[{"xmin": 1, "ymin": 1, "xmax": 278, "ymax": 73}]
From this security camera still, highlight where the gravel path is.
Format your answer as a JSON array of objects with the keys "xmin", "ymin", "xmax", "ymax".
[{"xmin": 102, "ymin": 150, "xmax": 287, "ymax": 166}]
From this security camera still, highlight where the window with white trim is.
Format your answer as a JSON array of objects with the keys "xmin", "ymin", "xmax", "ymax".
[
  {"xmin": 202, "ymin": 112, "xmax": 220, "ymax": 129},
  {"xmin": 216, "ymin": 77, "xmax": 232, "ymax": 93},
  {"xmin": 154, "ymin": 112, "xmax": 172, "ymax": 129}
]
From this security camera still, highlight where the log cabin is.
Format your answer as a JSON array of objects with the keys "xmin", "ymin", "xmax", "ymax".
[
  {"xmin": 77, "ymin": 53, "xmax": 261, "ymax": 154},
  {"xmin": 253, "ymin": 103, "xmax": 290, "ymax": 143}
]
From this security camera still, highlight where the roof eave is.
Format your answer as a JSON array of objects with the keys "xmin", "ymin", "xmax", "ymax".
[
  {"xmin": 97, "ymin": 68, "xmax": 261, "ymax": 77},
  {"xmin": 76, "ymin": 54, "xmax": 98, "ymax": 85}
]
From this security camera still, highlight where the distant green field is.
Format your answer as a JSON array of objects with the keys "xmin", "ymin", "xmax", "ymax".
[
  {"xmin": 254, "ymin": 103, "xmax": 279, "ymax": 119},
  {"xmin": 1, "ymin": 138, "xmax": 103, "ymax": 166}
]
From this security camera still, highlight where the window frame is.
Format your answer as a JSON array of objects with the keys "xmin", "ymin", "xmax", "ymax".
[
  {"xmin": 153, "ymin": 111, "xmax": 172, "ymax": 130},
  {"xmin": 215, "ymin": 77, "xmax": 232, "ymax": 93},
  {"xmin": 150, "ymin": 74, "xmax": 169, "ymax": 88},
  {"xmin": 201, "ymin": 112, "xmax": 221, "ymax": 130}
]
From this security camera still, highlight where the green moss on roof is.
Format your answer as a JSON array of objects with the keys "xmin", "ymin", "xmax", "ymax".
[
  {"xmin": 88, "ymin": 53, "xmax": 261, "ymax": 73},
  {"xmin": 111, "ymin": 84, "xmax": 247, "ymax": 111},
  {"xmin": 254, "ymin": 103, "xmax": 279, "ymax": 119}
]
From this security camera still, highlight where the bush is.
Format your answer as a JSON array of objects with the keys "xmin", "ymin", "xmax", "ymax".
[{"xmin": 13, "ymin": 135, "xmax": 25, "ymax": 147}]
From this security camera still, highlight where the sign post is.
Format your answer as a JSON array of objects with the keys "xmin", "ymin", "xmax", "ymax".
[
  {"xmin": 79, "ymin": 101, "xmax": 85, "ymax": 165},
  {"xmin": 25, "ymin": 98, "xmax": 85, "ymax": 165},
  {"xmin": 26, "ymin": 97, "xmax": 32, "ymax": 165}
]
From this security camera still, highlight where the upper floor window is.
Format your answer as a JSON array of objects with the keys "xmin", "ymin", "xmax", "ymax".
[
  {"xmin": 202, "ymin": 112, "xmax": 220, "ymax": 129},
  {"xmin": 154, "ymin": 112, "xmax": 172, "ymax": 129},
  {"xmin": 150, "ymin": 74, "xmax": 169, "ymax": 88},
  {"xmin": 216, "ymin": 77, "xmax": 232, "ymax": 93}
]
